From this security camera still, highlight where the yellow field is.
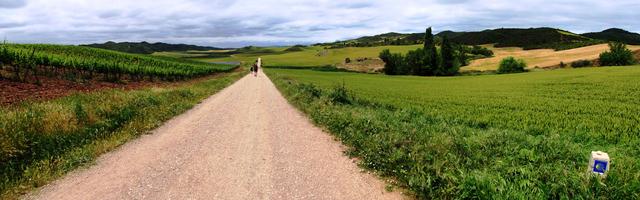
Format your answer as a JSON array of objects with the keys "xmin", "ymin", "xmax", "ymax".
[{"xmin": 463, "ymin": 44, "xmax": 640, "ymax": 71}]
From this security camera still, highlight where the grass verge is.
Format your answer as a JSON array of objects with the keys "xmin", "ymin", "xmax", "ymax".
[
  {"xmin": 0, "ymin": 70, "xmax": 245, "ymax": 199},
  {"xmin": 265, "ymin": 68, "xmax": 639, "ymax": 199}
]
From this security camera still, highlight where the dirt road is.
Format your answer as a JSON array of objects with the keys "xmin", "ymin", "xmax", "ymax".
[{"xmin": 26, "ymin": 70, "xmax": 404, "ymax": 200}]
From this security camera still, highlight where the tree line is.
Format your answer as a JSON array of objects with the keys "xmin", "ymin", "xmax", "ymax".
[
  {"xmin": 379, "ymin": 27, "xmax": 470, "ymax": 76},
  {"xmin": 379, "ymin": 28, "xmax": 637, "ymax": 76},
  {"xmin": 326, "ymin": 38, "xmax": 422, "ymax": 49}
]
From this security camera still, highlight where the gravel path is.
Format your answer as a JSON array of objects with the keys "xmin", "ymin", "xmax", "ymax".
[{"xmin": 26, "ymin": 70, "xmax": 404, "ymax": 200}]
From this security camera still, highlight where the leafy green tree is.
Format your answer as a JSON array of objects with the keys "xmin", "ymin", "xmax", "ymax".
[
  {"xmin": 470, "ymin": 45, "xmax": 494, "ymax": 57},
  {"xmin": 497, "ymin": 57, "xmax": 527, "ymax": 74},
  {"xmin": 571, "ymin": 60, "xmax": 592, "ymax": 68},
  {"xmin": 390, "ymin": 53, "xmax": 408, "ymax": 75},
  {"xmin": 405, "ymin": 48, "xmax": 425, "ymax": 75},
  {"xmin": 438, "ymin": 36, "xmax": 458, "ymax": 75},
  {"xmin": 378, "ymin": 27, "xmax": 470, "ymax": 76},
  {"xmin": 379, "ymin": 49, "xmax": 396, "ymax": 75},
  {"xmin": 599, "ymin": 42, "xmax": 636, "ymax": 66},
  {"xmin": 456, "ymin": 44, "xmax": 469, "ymax": 66}
]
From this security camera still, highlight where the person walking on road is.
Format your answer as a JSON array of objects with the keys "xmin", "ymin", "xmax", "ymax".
[
  {"xmin": 251, "ymin": 62, "xmax": 257, "ymax": 77},
  {"xmin": 252, "ymin": 58, "xmax": 261, "ymax": 77}
]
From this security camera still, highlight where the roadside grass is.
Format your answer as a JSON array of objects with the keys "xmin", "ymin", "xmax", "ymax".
[
  {"xmin": 265, "ymin": 66, "xmax": 640, "ymax": 199},
  {"xmin": 196, "ymin": 45, "xmax": 422, "ymax": 67},
  {"xmin": 0, "ymin": 70, "xmax": 245, "ymax": 199}
]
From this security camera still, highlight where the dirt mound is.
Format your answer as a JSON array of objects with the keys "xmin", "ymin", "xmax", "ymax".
[{"xmin": 337, "ymin": 57, "xmax": 385, "ymax": 73}]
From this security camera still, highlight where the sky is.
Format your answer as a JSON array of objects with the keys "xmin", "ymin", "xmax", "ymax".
[{"xmin": 0, "ymin": 0, "xmax": 638, "ymax": 48}]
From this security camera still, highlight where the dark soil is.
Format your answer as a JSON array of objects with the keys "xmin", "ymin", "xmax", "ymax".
[{"xmin": 1, "ymin": 76, "xmax": 162, "ymax": 105}]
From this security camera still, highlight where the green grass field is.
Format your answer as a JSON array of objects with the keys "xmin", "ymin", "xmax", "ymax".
[
  {"xmin": 197, "ymin": 45, "xmax": 422, "ymax": 67},
  {"xmin": 152, "ymin": 51, "xmax": 212, "ymax": 58},
  {"xmin": 265, "ymin": 66, "xmax": 640, "ymax": 199}
]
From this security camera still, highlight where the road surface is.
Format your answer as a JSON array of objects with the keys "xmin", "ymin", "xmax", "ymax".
[{"xmin": 26, "ymin": 70, "xmax": 404, "ymax": 200}]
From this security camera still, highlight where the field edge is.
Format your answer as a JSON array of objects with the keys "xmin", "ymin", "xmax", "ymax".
[
  {"xmin": 263, "ymin": 67, "xmax": 638, "ymax": 199},
  {"xmin": 0, "ymin": 70, "xmax": 246, "ymax": 199}
]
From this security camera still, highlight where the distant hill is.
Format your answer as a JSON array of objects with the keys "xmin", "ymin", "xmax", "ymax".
[
  {"xmin": 435, "ymin": 31, "xmax": 465, "ymax": 39},
  {"xmin": 315, "ymin": 32, "xmax": 424, "ymax": 48},
  {"xmin": 436, "ymin": 27, "xmax": 601, "ymax": 50},
  {"xmin": 82, "ymin": 41, "xmax": 224, "ymax": 54},
  {"xmin": 318, "ymin": 27, "xmax": 616, "ymax": 51},
  {"xmin": 284, "ymin": 45, "xmax": 307, "ymax": 52},
  {"xmin": 233, "ymin": 46, "xmax": 277, "ymax": 54},
  {"xmin": 581, "ymin": 28, "xmax": 640, "ymax": 45}
]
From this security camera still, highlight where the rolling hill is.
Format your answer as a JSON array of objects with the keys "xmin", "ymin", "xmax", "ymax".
[
  {"xmin": 318, "ymin": 27, "xmax": 640, "ymax": 51},
  {"xmin": 315, "ymin": 32, "xmax": 424, "ymax": 47},
  {"xmin": 82, "ymin": 41, "xmax": 225, "ymax": 54},
  {"xmin": 436, "ymin": 27, "xmax": 599, "ymax": 50},
  {"xmin": 318, "ymin": 27, "xmax": 599, "ymax": 50},
  {"xmin": 581, "ymin": 28, "xmax": 640, "ymax": 45}
]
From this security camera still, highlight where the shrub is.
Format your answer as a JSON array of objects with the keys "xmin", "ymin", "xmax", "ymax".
[
  {"xmin": 379, "ymin": 49, "xmax": 406, "ymax": 75},
  {"xmin": 284, "ymin": 46, "xmax": 305, "ymax": 52},
  {"xmin": 571, "ymin": 60, "xmax": 592, "ymax": 68},
  {"xmin": 392, "ymin": 53, "xmax": 411, "ymax": 75},
  {"xmin": 328, "ymin": 83, "xmax": 351, "ymax": 104},
  {"xmin": 470, "ymin": 45, "xmax": 494, "ymax": 57},
  {"xmin": 497, "ymin": 57, "xmax": 527, "ymax": 74},
  {"xmin": 599, "ymin": 42, "xmax": 636, "ymax": 66},
  {"xmin": 456, "ymin": 45, "xmax": 470, "ymax": 66},
  {"xmin": 405, "ymin": 48, "xmax": 425, "ymax": 75},
  {"xmin": 296, "ymin": 83, "xmax": 321, "ymax": 100},
  {"xmin": 379, "ymin": 49, "xmax": 393, "ymax": 75}
]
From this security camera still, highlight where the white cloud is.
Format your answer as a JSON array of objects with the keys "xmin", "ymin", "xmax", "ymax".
[
  {"xmin": 0, "ymin": 0, "xmax": 27, "ymax": 8},
  {"xmin": 0, "ymin": 0, "xmax": 638, "ymax": 47}
]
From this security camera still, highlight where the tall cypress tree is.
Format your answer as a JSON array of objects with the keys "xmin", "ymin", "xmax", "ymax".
[
  {"xmin": 423, "ymin": 27, "xmax": 438, "ymax": 75},
  {"xmin": 423, "ymin": 27, "xmax": 432, "ymax": 50}
]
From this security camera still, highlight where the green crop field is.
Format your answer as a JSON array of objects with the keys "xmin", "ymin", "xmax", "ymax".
[
  {"xmin": 196, "ymin": 45, "xmax": 422, "ymax": 67},
  {"xmin": 0, "ymin": 44, "xmax": 236, "ymax": 81},
  {"xmin": 265, "ymin": 66, "xmax": 640, "ymax": 199},
  {"xmin": 0, "ymin": 43, "xmax": 244, "ymax": 197}
]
